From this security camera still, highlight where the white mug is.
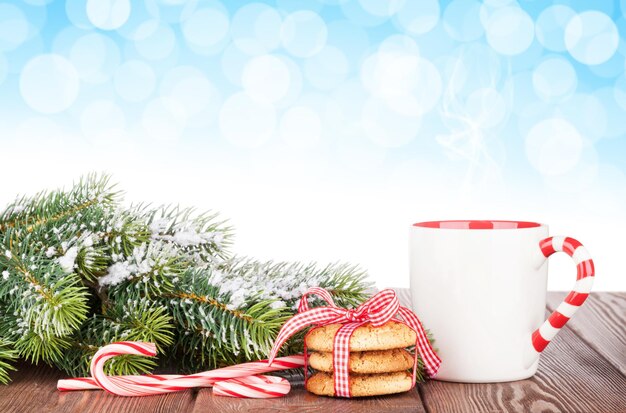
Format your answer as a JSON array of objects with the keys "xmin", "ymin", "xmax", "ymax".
[{"xmin": 409, "ymin": 220, "xmax": 595, "ymax": 383}]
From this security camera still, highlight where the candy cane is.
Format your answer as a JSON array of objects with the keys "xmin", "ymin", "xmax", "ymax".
[
  {"xmin": 532, "ymin": 236, "xmax": 595, "ymax": 352},
  {"xmin": 57, "ymin": 341, "xmax": 304, "ymax": 398}
]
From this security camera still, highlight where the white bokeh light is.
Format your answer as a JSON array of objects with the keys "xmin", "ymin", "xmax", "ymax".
[
  {"xmin": 304, "ymin": 46, "xmax": 349, "ymax": 90},
  {"xmin": 279, "ymin": 106, "xmax": 322, "ymax": 149},
  {"xmin": 331, "ymin": 78, "xmax": 369, "ymax": 124},
  {"xmin": 276, "ymin": 0, "xmax": 324, "ymax": 13},
  {"xmin": 545, "ymin": 146, "xmax": 599, "ymax": 194},
  {"xmin": 114, "ymin": 60, "xmax": 156, "ymax": 102},
  {"xmin": 182, "ymin": 7, "xmax": 229, "ymax": 55},
  {"xmin": 565, "ymin": 11, "xmax": 619, "ymax": 65},
  {"xmin": 146, "ymin": 0, "xmax": 198, "ymax": 24},
  {"xmin": 19, "ymin": 54, "xmax": 80, "ymax": 114},
  {"xmin": 298, "ymin": 92, "xmax": 344, "ymax": 133},
  {"xmin": 242, "ymin": 55, "xmax": 291, "ymax": 104},
  {"xmin": 141, "ymin": 97, "xmax": 187, "ymax": 142},
  {"xmin": 275, "ymin": 55, "xmax": 304, "ymax": 109},
  {"xmin": 281, "ymin": 11, "xmax": 328, "ymax": 58},
  {"xmin": 532, "ymin": 57, "xmax": 577, "ymax": 102},
  {"xmin": 160, "ymin": 66, "xmax": 221, "ymax": 127},
  {"xmin": 484, "ymin": 6, "xmax": 534, "ymax": 56},
  {"xmin": 516, "ymin": 99, "xmax": 553, "ymax": 141},
  {"xmin": 66, "ymin": 0, "xmax": 94, "ymax": 29},
  {"xmin": 535, "ymin": 5, "xmax": 576, "ymax": 52},
  {"xmin": 80, "ymin": 99, "xmax": 126, "ymax": 141},
  {"xmin": 444, "ymin": 44, "xmax": 502, "ymax": 99},
  {"xmin": 464, "ymin": 87, "xmax": 507, "ymax": 129},
  {"xmin": 326, "ymin": 19, "xmax": 370, "ymax": 63},
  {"xmin": 0, "ymin": 3, "xmax": 30, "ymax": 52},
  {"xmin": 134, "ymin": 20, "xmax": 176, "ymax": 60},
  {"xmin": 22, "ymin": 0, "xmax": 54, "ymax": 5},
  {"xmin": 220, "ymin": 43, "xmax": 250, "ymax": 86},
  {"xmin": 361, "ymin": 98, "xmax": 422, "ymax": 148},
  {"xmin": 69, "ymin": 33, "xmax": 120, "ymax": 84},
  {"xmin": 594, "ymin": 87, "xmax": 626, "ymax": 138},
  {"xmin": 361, "ymin": 48, "xmax": 442, "ymax": 117},
  {"xmin": 393, "ymin": 0, "xmax": 439, "ymax": 35},
  {"xmin": 0, "ymin": 53, "xmax": 7, "ymax": 86},
  {"xmin": 614, "ymin": 74, "xmax": 626, "ymax": 112},
  {"xmin": 386, "ymin": 57, "xmax": 441, "ymax": 117},
  {"xmin": 13, "ymin": 117, "xmax": 67, "ymax": 143},
  {"xmin": 231, "ymin": 3, "xmax": 282, "ymax": 55},
  {"xmin": 86, "ymin": 0, "xmax": 131, "ymax": 30},
  {"xmin": 333, "ymin": 122, "xmax": 387, "ymax": 172},
  {"xmin": 340, "ymin": 0, "xmax": 388, "ymax": 27},
  {"xmin": 115, "ymin": 1, "xmax": 159, "ymax": 39},
  {"xmin": 4, "ymin": 34, "xmax": 44, "ymax": 75},
  {"xmin": 478, "ymin": 0, "xmax": 515, "ymax": 24},
  {"xmin": 358, "ymin": 0, "xmax": 403, "ymax": 17},
  {"xmin": 442, "ymin": 0, "xmax": 484, "ymax": 42},
  {"xmin": 362, "ymin": 49, "xmax": 418, "ymax": 98},
  {"xmin": 219, "ymin": 92, "xmax": 276, "ymax": 148},
  {"xmin": 559, "ymin": 93, "xmax": 607, "ymax": 142},
  {"xmin": 588, "ymin": 50, "xmax": 626, "ymax": 79},
  {"xmin": 525, "ymin": 118, "xmax": 584, "ymax": 176},
  {"xmin": 378, "ymin": 33, "xmax": 419, "ymax": 54}
]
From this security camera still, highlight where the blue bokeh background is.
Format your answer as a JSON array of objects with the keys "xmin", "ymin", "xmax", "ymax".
[{"xmin": 1, "ymin": 0, "xmax": 625, "ymax": 289}]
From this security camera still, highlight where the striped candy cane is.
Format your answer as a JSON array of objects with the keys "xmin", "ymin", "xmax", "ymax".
[
  {"xmin": 57, "ymin": 341, "xmax": 304, "ymax": 398},
  {"xmin": 532, "ymin": 236, "xmax": 595, "ymax": 352}
]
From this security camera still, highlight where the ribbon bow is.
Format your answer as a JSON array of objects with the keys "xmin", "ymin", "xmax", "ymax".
[{"xmin": 268, "ymin": 287, "xmax": 441, "ymax": 398}]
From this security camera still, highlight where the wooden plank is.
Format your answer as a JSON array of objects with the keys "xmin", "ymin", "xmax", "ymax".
[
  {"xmin": 192, "ymin": 382, "xmax": 426, "ymax": 413},
  {"xmin": 58, "ymin": 387, "xmax": 196, "ymax": 413},
  {"xmin": 0, "ymin": 361, "xmax": 66, "ymax": 413},
  {"xmin": 547, "ymin": 292, "xmax": 626, "ymax": 375},
  {"xmin": 0, "ymin": 361, "xmax": 196, "ymax": 413}
]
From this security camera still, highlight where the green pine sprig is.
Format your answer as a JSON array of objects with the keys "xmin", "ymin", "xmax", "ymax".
[
  {"xmin": 0, "ymin": 173, "xmax": 383, "ymax": 384},
  {"xmin": 0, "ymin": 338, "xmax": 18, "ymax": 385}
]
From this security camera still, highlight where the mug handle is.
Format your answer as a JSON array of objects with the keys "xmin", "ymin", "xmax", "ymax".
[{"xmin": 532, "ymin": 236, "xmax": 595, "ymax": 353}]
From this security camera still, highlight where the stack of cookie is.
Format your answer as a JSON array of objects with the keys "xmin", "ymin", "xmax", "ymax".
[{"xmin": 305, "ymin": 320, "xmax": 417, "ymax": 397}]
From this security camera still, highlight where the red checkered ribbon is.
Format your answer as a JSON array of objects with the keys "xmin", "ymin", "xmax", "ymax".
[{"xmin": 268, "ymin": 287, "xmax": 441, "ymax": 398}]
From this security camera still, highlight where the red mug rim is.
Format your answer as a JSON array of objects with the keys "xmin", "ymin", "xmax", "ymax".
[{"xmin": 412, "ymin": 220, "xmax": 544, "ymax": 230}]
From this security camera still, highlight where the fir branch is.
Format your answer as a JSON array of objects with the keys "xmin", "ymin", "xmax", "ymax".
[
  {"xmin": 0, "ymin": 173, "xmax": 378, "ymax": 383},
  {"xmin": 54, "ymin": 300, "xmax": 174, "ymax": 377},
  {"xmin": 13, "ymin": 330, "xmax": 72, "ymax": 365},
  {"xmin": 0, "ymin": 254, "xmax": 89, "ymax": 369},
  {"xmin": 0, "ymin": 338, "xmax": 17, "ymax": 385},
  {"xmin": 0, "ymin": 173, "xmax": 119, "ymax": 234},
  {"xmin": 164, "ymin": 260, "xmax": 372, "ymax": 372},
  {"xmin": 133, "ymin": 204, "xmax": 234, "ymax": 262},
  {"xmin": 163, "ymin": 267, "xmax": 292, "ymax": 370},
  {"xmin": 104, "ymin": 210, "xmax": 152, "ymax": 258},
  {"xmin": 0, "ymin": 250, "xmax": 89, "ymax": 338},
  {"xmin": 217, "ymin": 259, "xmax": 373, "ymax": 309},
  {"xmin": 100, "ymin": 240, "xmax": 188, "ymax": 300}
]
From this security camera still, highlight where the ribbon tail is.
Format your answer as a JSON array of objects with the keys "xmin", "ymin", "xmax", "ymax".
[
  {"xmin": 267, "ymin": 308, "xmax": 339, "ymax": 365},
  {"xmin": 397, "ymin": 306, "xmax": 442, "ymax": 378}
]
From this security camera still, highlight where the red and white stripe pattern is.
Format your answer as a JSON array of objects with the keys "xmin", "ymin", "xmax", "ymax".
[
  {"xmin": 268, "ymin": 287, "xmax": 441, "ymax": 398},
  {"xmin": 57, "ymin": 341, "xmax": 304, "ymax": 398},
  {"xmin": 533, "ymin": 236, "xmax": 595, "ymax": 352}
]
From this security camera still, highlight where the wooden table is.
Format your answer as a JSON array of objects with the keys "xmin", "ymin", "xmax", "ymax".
[{"xmin": 0, "ymin": 291, "xmax": 624, "ymax": 413}]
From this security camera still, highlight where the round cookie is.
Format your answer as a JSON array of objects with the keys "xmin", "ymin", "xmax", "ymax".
[
  {"xmin": 305, "ymin": 371, "xmax": 413, "ymax": 397},
  {"xmin": 308, "ymin": 349, "xmax": 414, "ymax": 374},
  {"xmin": 305, "ymin": 321, "xmax": 416, "ymax": 352}
]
